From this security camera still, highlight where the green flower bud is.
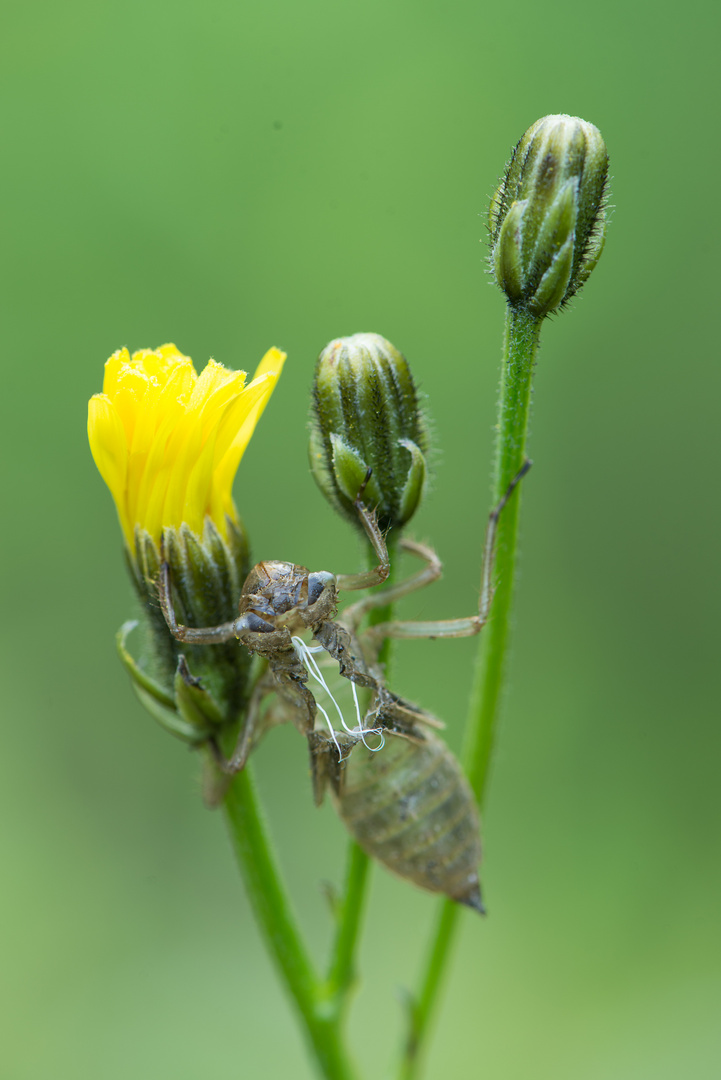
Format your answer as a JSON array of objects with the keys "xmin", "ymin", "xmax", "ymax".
[
  {"xmin": 120, "ymin": 515, "xmax": 252, "ymax": 743},
  {"xmin": 309, "ymin": 333, "xmax": 429, "ymax": 532},
  {"xmin": 489, "ymin": 114, "xmax": 609, "ymax": 317}
]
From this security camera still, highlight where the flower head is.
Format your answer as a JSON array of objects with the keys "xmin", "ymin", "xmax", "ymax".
[
  {"xmin": 88, "ymin": 343, "xmax": 285, "ymax": 552},
  {"xmin": 89, "ymin": 343, "xmax": 285, "ymax": 747}
]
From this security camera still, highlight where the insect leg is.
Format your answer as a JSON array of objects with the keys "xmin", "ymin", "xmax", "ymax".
[
  {"xmin": 158, "ymin": 560, "xmax": 238, "ymax": 644},
  {"xmin": 311, "ymin": 619, "xmax": 431, "ymax": 750},
  {"xmin": 473, "ymin": 458, "xmax": 533, "ymax": 626},
  {"xmin": 341, "ymin": 537, "xmax": 442, "ymax": 634},
  {"xmin": 361, "ymin": 460, "xmax": 532, "ymax": 647},
  {"xmin": 209, "ymin": 668, "xmax": 278, "ymax": 776},
  {"xmin": 268, "ymin": 668, "xmax": 318, "ymax": 737},
  {"xmin": 313, "ymin": 618, "xmax": 383, "ymax": 695},
  {"xmin": 336, "ymin": 472, "xmax": 391, "ymax": 592}
]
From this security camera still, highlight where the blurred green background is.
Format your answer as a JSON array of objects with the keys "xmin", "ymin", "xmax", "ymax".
[{"xmin": 2, "ymin": 1, "xmax": 719, "ymax": 1077}]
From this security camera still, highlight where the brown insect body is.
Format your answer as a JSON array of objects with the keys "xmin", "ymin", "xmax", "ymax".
[
  {"xmin": 240, "ymin": 562, "xmax": 321, "ymax": 626},
  {"xmin": 313, "ymin": 717, "xmax": 483, "ymax": 913}
]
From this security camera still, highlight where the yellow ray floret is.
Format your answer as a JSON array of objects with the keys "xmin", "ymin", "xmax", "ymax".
[{"xmin": 88, "ymin": 343, "xmax": 285, "ymax": 550}]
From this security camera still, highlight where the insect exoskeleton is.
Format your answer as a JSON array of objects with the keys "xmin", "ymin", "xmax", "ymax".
[
  {"xmin": 237, "ymin": 561, "xmax": 339, "ymax": 632},
  {"xmin": 317, "ymin": 718, "xmax": 484, "ymax": 913}
]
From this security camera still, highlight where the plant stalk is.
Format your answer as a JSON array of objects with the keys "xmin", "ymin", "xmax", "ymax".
[
  {"xmin": 224, "ymin": 766, "xmax": 360, "ymax": 1080},
  {"xmin": 396, "ymin": 305, "xmax": 541, "ymax": 1080},
  {"xmin": 324, "ymin": 839, "xmax": 372, "ymax": 1009}
]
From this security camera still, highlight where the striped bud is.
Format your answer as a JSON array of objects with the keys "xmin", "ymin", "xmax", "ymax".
[
  {"xmin": 489, "ymin": 114, "xmax": 609, "ymax": 317},
  {"xmin": 309, "ymin": 333, "xmax": 429, "ymax": 532}
]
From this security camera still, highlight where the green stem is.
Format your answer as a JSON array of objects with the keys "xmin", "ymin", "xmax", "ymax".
[
  {"xmin": 397, "ymin": 900, "xmax": 456, "ymax": 1079},
  {"xmin": 323, "ymin": 532, "xmax": 398, "ymax": 1018},
  {"xmin": 224, "ymin": 767, "xmax": 361, "ymax": 1080},
  {"xmin": 465, "ymin": 306, "xmax": 540, "ymax": 797},
  {"xmin": 396, "ymin": 306, "xmax": 541, "ymax": 1080},
  {"xmin": 324, "ymin": 839, "xmax": 372, "ymax": 1007}
]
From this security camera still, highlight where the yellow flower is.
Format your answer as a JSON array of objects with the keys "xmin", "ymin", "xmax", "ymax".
[{"xmin": 88, "ymin": 343, "xmax": 285, "ymax": 551}]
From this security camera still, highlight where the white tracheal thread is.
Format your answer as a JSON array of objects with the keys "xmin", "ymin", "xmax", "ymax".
[{"xmin": 291, "ymin": 636, "xmax": 385, "ymax": 758}]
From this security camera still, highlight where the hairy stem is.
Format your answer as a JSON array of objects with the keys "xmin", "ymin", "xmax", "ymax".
[
  {"xmin": 396, "ymin": 306, "xmax": 541, "ymax": 1079},
  {"xmin": 464, "ymin": 307, "xmax": 539, "ymax": 796},
  {"xmin": 224, "ymin": 767, "xmax": 360, "ymax": 1080}
]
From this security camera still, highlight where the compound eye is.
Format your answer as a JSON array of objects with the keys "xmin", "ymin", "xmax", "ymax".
[
  {"xmin": 307, "ymin": 571, "xmax": 335, "ymax": 606},
  {"xmin": 235, "ymin": 612, "xmax": 276, "ymax": 636}
]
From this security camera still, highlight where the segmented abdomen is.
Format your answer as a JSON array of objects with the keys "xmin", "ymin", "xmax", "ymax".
[{"xmin": 334, "ymin": 728, "xmax": 483, "ymax": 912}]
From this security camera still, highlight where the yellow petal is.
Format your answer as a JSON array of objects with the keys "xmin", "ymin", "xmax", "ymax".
[
  {"xmin": 102, "ymin": 348, "xmax": 132, "ymax": 398},
  {"xmin": 141, "ymin": 461, "xmax": 175, "ymax": 548},
  {"xmin": 156, "ymin": 343, "xmax": 186, "ymax": 362},
  {"xmin": 214, "ymin": 366, "xmax": 283, "ymax": 500},
  {"xmin": 112, "ymin": 365, "xmax": 154, "ymax": 446},
  {"xmin": 251, "ymin": 346, "xmax": 287, "ymax": 383},
  {"xmin": 197, "ymin": 371, "xmax": 248, "ymax": 442},
  {"xmin": 237, "ymin": 350, "xmax": 286, "ymax": 456},
  {"xmin": 131, "ymin": 362, "xmax": 197, "ymax": 528},
  {"xmin": 88, "ymin": 394, "xmax": 131, "ymax": 542},
  {"xmin": 161, "ymin": 421, "xmax": 204, "ymax": 531},
  {"xmin": 211, "ymin": 375, "xmax": 276, "ymax": 474},
  {"xmin": 182, "ymin": 429, "xmax": 219, "ymax": 535},
  {"xmin": 190, "ymin": 358, "xmax": 246, "ymax": 412}
]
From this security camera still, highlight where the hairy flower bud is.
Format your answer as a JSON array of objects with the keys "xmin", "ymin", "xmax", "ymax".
[
  {"xmin": 309, "ymin": 333, "xmax": 429, "ymax": 532},
  {"xmin": 489, "ymin": 114, "xmax": 609, "ymax": 317}
]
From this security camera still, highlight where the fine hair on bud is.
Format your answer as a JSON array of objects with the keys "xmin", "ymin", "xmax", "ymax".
[
  {"xmin": 488, "ymin": 114, "xmax": 610, "ymax": 317},
  {"xmin": 309, "ymin": 332, "xmax": 430, "ymax": 533}
]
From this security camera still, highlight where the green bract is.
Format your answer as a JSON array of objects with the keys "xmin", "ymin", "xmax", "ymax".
[
  {"xmin": 309, "ymin": 333, "xmax": 429, "ymax": 533},
  {"xmin": 489, "ymin": 114, "xmax": 609, "ymax": 317},
  {"xmin": 119, "ymin": 517, "xmax": 252, "ymax": 746}
]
